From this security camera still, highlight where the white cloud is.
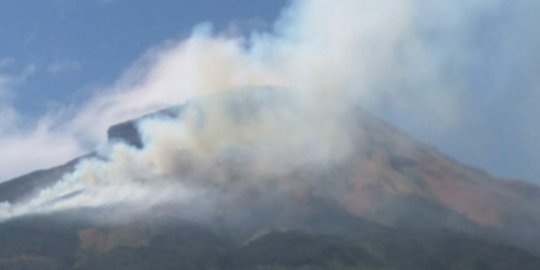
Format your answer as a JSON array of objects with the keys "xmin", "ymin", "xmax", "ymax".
[
  {"xmin": 0, "ymin": 0, "xmax": 499, "ymax": 180},
  {"xmin": 0, "ymin": 0, "xmax": 538, "ymax": 189},
  {"xmin": 47, "ymin": 61, "xmax": 81, "ymax": 75}
]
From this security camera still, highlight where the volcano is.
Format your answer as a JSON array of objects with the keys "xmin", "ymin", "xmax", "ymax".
[{"xmin": 0, "ymin": 87, "xmax": 539, "ymax": 270}]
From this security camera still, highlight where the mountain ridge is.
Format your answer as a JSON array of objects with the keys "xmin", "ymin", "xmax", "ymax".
[{"xmin": 0, "ymin": 87, "xmax": 539, "ymax": 269}]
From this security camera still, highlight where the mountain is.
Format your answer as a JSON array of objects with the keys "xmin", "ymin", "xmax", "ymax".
[{"xmin": 0, "ymin": 86, "xmax": 539, "ymax": 269}]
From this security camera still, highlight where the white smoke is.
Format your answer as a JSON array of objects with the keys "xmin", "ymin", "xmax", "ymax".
[
  {"xmin": 1, "ymin": 0, "xmax": 538, "ymax": 220},
  {"xmin": 0, "ymin": 86, "xmax": 357, "ymax": 220},
  {"xmin": 0, "ymin": 0, "xmax": 472, "ymax": 181}
]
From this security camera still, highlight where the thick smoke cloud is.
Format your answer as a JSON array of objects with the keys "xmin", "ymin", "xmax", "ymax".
[
  {"xmin": 1, "ymin": 0, "xmax": 539, "ymax": 220},
  {"xmin": 0, "ymin": 87, "xmax": 359, "ymax": 220},
  {"xmin": 0, "ymin": 0, "xmax": 437, "ymax": 181}
]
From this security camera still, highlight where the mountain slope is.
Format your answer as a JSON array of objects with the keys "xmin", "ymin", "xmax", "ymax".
[
  {"xmin": 1, "ymin": 205, "xmax": 540, "ymax": 270},
  {"xmin": 0, "ymin": 157, "xmax": 83, "ymax": 204},
  {"xmin": 0, "ymin": 86, "xmax": 539, "ymax": 269}
]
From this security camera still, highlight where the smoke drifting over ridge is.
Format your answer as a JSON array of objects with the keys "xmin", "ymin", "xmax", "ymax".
[
  {"xmin": 0, "ymin": 0, "xmax": 448, "ymax": 181},
  {"xmin": 0, "ymin": 87, "xmax": 359, "ymax": 220},
  {"xmin": 1, "ymin": 0, "xmax": 539, "ymax": 219}
]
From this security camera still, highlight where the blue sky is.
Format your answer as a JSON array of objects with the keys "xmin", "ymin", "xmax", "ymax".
[
  {"xmin": 0, "ymin": 0, "xmax": 286, "ymax": 115},
  {"xmin": 0, "ymin": 0, "xmax": 539, "ymax": 184}
]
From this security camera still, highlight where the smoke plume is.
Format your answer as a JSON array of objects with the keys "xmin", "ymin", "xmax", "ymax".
[{"xmin": 1, "ymin": 0, "xmax": 539, "ymax": 220}]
